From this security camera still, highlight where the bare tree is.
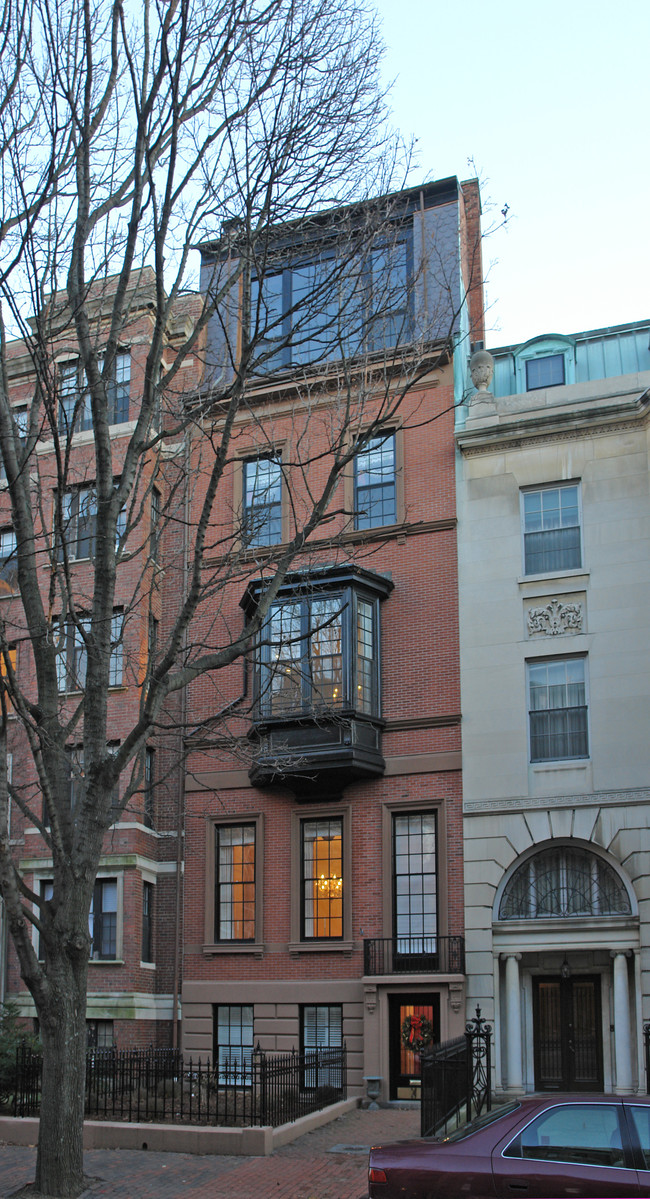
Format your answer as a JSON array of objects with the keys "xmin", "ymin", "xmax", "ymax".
[{"xmin": 0, "ymin": 0, "xmax": 483, "ymax": 1194}]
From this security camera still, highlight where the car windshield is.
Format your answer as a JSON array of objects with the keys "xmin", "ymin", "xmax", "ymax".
[{"xmin": 444, "ymin": 1102, "xmax": 521, "ymax": 1143}]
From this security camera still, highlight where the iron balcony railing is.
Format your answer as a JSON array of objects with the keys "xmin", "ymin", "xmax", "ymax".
[{"xmin": 363, "ymin": 936, "xmax": 465, "ymax": 976}]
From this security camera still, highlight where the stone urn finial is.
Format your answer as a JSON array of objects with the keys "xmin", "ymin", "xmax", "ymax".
[{"xmin": 469, "ymin": 348, "xmax": 495, "ymax": 394}]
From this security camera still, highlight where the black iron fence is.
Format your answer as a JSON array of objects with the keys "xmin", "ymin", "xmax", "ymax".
[
  {"xmin": 363, "ymin": 936, "xmax": 465, "ymax": 976},
  {"xmin": 420, "ymin": 1007, "xmax": 492, "ymax": 1138},
  {"xmin": 644, "ymin": 1022, "xmax": 650, "ymax": 1093},
  {"xmin": 13, "ymin": 1042, "xmax": 346, "ymax": 1128}
]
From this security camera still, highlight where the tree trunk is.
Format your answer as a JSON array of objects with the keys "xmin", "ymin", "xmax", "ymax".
[{"xmin": 34, "ymin": 961, "xmax": 88, "ymax": 1198}]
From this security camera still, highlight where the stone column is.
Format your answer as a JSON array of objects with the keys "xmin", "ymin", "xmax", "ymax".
[
  {"xmin": 612, "ymin": 951, "xmax": 633, "ymax": 1092},
  {"xmin": 503, "ymin": 953, "xmax": 523, "ymax": 1091}
]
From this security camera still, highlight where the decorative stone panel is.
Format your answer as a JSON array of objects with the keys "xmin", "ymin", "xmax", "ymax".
[{"xmin": 525, "ymin": 596, "xmax": 584, "ymax": 638}]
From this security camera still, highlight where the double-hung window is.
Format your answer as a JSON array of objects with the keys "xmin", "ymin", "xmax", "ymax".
[
  {"xmin": 142, "ymin": 881, "xmax": 154, "ymax": 963},
  {"xmin": 59, "ymin": 362, "xmax": 91, "ymax": 434},
  {"xmin": 301, "ymin": 1005, "xmax": 343, "ymax": 1088},
  {"xmin": 259, "ymin": 588, "xmax": 379, "ymax": 719},
  {"xmin": 214, "ymin": 1004, "xmax": 254, "ymax": 1082},
  {"xmin": 61, "ymin": 486, "xmax": 96, "ymax": 560},
  {"xmin": 301, "ymin": 817, "xmax": 343, "ymax": 940},
  {"xmin": 215, "ymin": 824, "xmax": 256, "ymax": 941},
  {"xmin": 522, "ymin": 484, "xmax": 581, "ymax": 574},
  {"xmin": 57, "ymin": 611, "xmax": 123, "ymax": 692},
  {"xmin": 528, "ymin": 657, "xmax": 588, "ymax": 762},
  {"xmin": 104, "ymin": 351, "xmax": 130, "ymax": 424},
  {"xmin": 354, "ymin": 434, "xmax": 397, "ymax": 529},
  {"xmin": 393, "ymin": 812, "xmax": 437, "ymax": 956},
  {"xmin": 89, "ymin": 878, "xmax": 118, "ymax": 959},
  {"xmin": 242, "ymin": 457, "xmax": 282, "ymax": 546}
]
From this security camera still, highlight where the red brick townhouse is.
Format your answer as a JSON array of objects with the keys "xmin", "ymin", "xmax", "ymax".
[
  {"xmin": 1, "ymin": 269, "xmax": 202, "ymax": 1048},
  {"xmin": 179, "ymin": 176, "xmax": 485, "ymax": 1102}
]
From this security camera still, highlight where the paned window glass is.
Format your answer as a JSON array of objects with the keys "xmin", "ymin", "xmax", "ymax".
[
  {"xmin": 89, "ymin": 879, "xmax": 118, "ymax": 959},
  {"xmin": 522, "ymin": 484, "xmax": 581, "ymax": 574},
  {"xmin": 215, "ymin": 824, "xmax": 256, "ymax": 941},
  {"xmin": 393, "ymin": 812, "xmax": 437, "ymax": 954},
  {"xmin": 302, "ymin": 1005, "xmax": 342, "ymax": 1088},
  {"xmin": 354, "ymin": 434, "xmax": 397, "ymax": 529},
  {"xmin": 243, "ymin": 457, "xmax": 282, "ymax": 546},
  {"xmin": 525, "ymin": 353, "xmax": 566, "ymax": 390},
  {"xmin": 142, "ymin": 881, "xmax": 154, "ymax": 962},
  {"xmin": 302, "ymin": 818, "xmax": 343, "ymax": 939},
  {"xmin": 215, "ymin": 1004, "xmax": 254, "ymax": 1082},
  {"xmin": 499, "ymin": 846, "xmax": 631, "ymax": 919},
  {"xmin": 528, "ymin": 658, "xmax": 588, "ymax": 762}
]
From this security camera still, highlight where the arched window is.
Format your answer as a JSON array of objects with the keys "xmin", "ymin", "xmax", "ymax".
[{"xmin": 498, "ymin": 846, "xmax": 631, "ymax": 920}]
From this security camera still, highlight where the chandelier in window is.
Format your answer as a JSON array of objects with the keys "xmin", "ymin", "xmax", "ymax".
[{"xmin": 317, "ymin": 872, "xmax": 342, "ymax": 897}]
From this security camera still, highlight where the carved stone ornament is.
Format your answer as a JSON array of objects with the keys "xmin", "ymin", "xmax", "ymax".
[
  {"xmin": 527, "ymin": 598, "xmax": 583, "ymax": 637},
  {"xmin": 449, "ymin": 983, "xmax": 464, "ymax": 1013},
  {"xmin": 469, "ymin": 348, "xmax": 495, "ymax": 393}
]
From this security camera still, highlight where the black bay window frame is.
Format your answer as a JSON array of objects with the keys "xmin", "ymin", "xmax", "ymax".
[{"xmin": 253, "ymin": 577, "xmax": 385, "ymax": 722}]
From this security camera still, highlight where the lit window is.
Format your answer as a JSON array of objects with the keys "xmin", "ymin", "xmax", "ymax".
[
  {"xmin": 528, "ymin": 657, "xmax": 588, "ymax": 763},
  {"xmin": 302, "ymin": 818, "xmax": 343, "ymax": 939},
  {"xmin": 242, "ymin": 457, "xmax": 282, "ymax": 546},
  {"xmin": 393, "ymin": 812, "xmax": 437, "ymax": 955},
  {"xmin": 215, "ymin": 824, "xmax": 256, "ymax": 941},
  {"xmin": 522, "ymin": 484, "xmax": 581, "ymax": 574},
  {"xmin": 144, "ymin": 746, "xmax": 155, "ymax": 828},
  {"xmin": 260, "ymin": 591, "xmax": 378, "ymax": 718},
  {"xmin": 89, "ymin": 878, "xmax": 118, "ymax": 959},
  {"xmin": 214, "ymin": 1004, "xmax": 254, "ymax": 1082},
  {"xmin": 499, "ymin": 846, "xmax": 631, "ymax": 920},
  {"xmin": 525, "ymin": 353, "xmax": 565, "ymax": 390},
  {"xmin": 354, "ymin": 433, "xmax": 397, "ymax": 529}
]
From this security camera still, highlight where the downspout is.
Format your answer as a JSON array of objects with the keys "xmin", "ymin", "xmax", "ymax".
[{"xmin": 171, "ymin": 427, "xmax": 190, "ymax": 1049}]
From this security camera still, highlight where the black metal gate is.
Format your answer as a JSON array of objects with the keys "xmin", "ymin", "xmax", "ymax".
[{"xmin": 420, "ymin": 1007, "xmax": 492, "ymax": 1138}]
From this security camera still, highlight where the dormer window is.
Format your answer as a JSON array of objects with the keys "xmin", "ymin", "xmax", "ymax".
[{"xmin": 525, "ymin": 353, "xmax": 565, "ymax": 390}]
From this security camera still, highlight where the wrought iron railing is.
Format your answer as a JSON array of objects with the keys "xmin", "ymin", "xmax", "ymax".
[
  {"xmin": 363, "ymin": 936, "xmax": 465, "ymax": 976},
  {"xmin": 13, "ymin": 1042, "xmax": 346, "ymax": 1127},
  {"xmin": 420, "ymin": 1007, "xmax": 492, "ymax": 1138}
]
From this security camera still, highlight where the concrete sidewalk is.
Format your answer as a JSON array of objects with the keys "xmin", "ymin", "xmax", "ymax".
[{"xmin": 0, "ymin": 1105, "xmax": 421, "ymax": 1198}]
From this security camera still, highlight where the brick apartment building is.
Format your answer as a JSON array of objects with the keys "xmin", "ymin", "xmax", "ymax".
[
  {"xmin": 179, "ymin": 176, "xmax": 484, "ymax": 1102},
  {"xmin": 1, "ymin": 270, "xmax": 201, "ymax": 1048},
  {"xmin": 1, "ymin": 176, "xmax": 484, "ymax": 1103}
]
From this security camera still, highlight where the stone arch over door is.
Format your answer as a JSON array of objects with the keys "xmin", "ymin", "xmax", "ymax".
[{"xmin": 492, "ymin": 838, "xmax": 640, "ymax": 1095}]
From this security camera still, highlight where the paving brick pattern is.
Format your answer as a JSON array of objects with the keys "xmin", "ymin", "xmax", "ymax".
[{"xmin": 0, "ymin": 1106, "xmax": 421, "ymax": 1199}]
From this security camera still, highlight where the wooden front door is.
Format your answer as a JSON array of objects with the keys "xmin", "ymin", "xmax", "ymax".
[
  {"xmin": 388, "ymin": 993, "xmax": 440, "ymax": 1100},
  {"xmin": 533, "ymin": 975, "xmax": 603, "ymax": 1091}
]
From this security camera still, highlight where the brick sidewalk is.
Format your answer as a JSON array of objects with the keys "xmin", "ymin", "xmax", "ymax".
[{"xmin": 0, "ymin": 1106, "xmax": 421, "ymax": 1199}]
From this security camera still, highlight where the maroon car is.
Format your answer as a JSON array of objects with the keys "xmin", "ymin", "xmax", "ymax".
[{"xmin": 367, "ymin": 1094, "xmax": 650, "ymax": 1197}]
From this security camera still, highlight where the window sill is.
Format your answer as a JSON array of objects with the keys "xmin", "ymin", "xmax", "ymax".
[
  {"xmin": 89, "ymin": 958, "xmax": 123, "ymax": 966},
  {"xmin": 140, "ymin": 961, "xmax": 156, "ymax": 970},
  {"xmin": 202, "ymin": 941, "xmax": 265, "ymax": 957},
  {"xmin": 288, "ymin": 940, "xmax": 355, "ymax": 955},
  {"xmin": 531, "ymin": 759, "xmax": 590, "ymax": 772},
  {"xmin": 518, "ymin": 568, "xmax": 589, "ymax": 586}
]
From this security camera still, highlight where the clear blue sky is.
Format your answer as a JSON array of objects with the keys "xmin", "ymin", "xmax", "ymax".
[{"xmin": 375, "ymin": 0, "xmax": 649, "ymax": 347}]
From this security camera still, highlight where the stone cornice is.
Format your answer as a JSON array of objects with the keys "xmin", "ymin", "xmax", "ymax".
[{"xmin": 464, "ymin": 787, "xmax": 650, "ymax": 815}]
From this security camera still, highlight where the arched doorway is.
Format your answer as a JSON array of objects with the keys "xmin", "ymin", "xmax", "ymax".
[{"xmin": 493, "ymin": 841, "xmax": 638, "ymax": 1094}]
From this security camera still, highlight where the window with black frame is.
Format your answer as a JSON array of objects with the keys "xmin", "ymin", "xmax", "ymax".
[
  {"xmin": 301, "ymin": 817, "xmax": 343, "ymax": 940},
  {"xmin": 393, "ymin": 812, "xmax": 438, "ymax": 963},
  {"xmin": 89, "ymin": 878, "xmax": 118, "ymax": 959},
  {"xmin": 215, "ymin": 823, "xmax": 256, "ymax": 941},
  {"xmin": 214, "ymin": 1004, "xmax": 254, "ymax": 1083},
  {"xmin": 259, "ymin": 590, "xmax": 378, "ymax": 718},
  {"xmin": 242, "ymin": 456, "xmax": 282, "ymax": 546},
  {"xmin": 142, "ymin": 881, "xmax": 154, "ymax": 963},
  {"xmin": 301, "ymin": 1004, "xmax": 342, "ymax": 1088},
  {"xmin": 250, "ymin": 235, "xmax": 411, "ymax": 372},
  {"xmin": 354, "ymin": 433, "xmax": 397, "ymax": 529}
]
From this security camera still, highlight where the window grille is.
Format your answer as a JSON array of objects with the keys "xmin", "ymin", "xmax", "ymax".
[{"xmin": 499, "ymin": 846, "xmax": 631, "ymax": 919}]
